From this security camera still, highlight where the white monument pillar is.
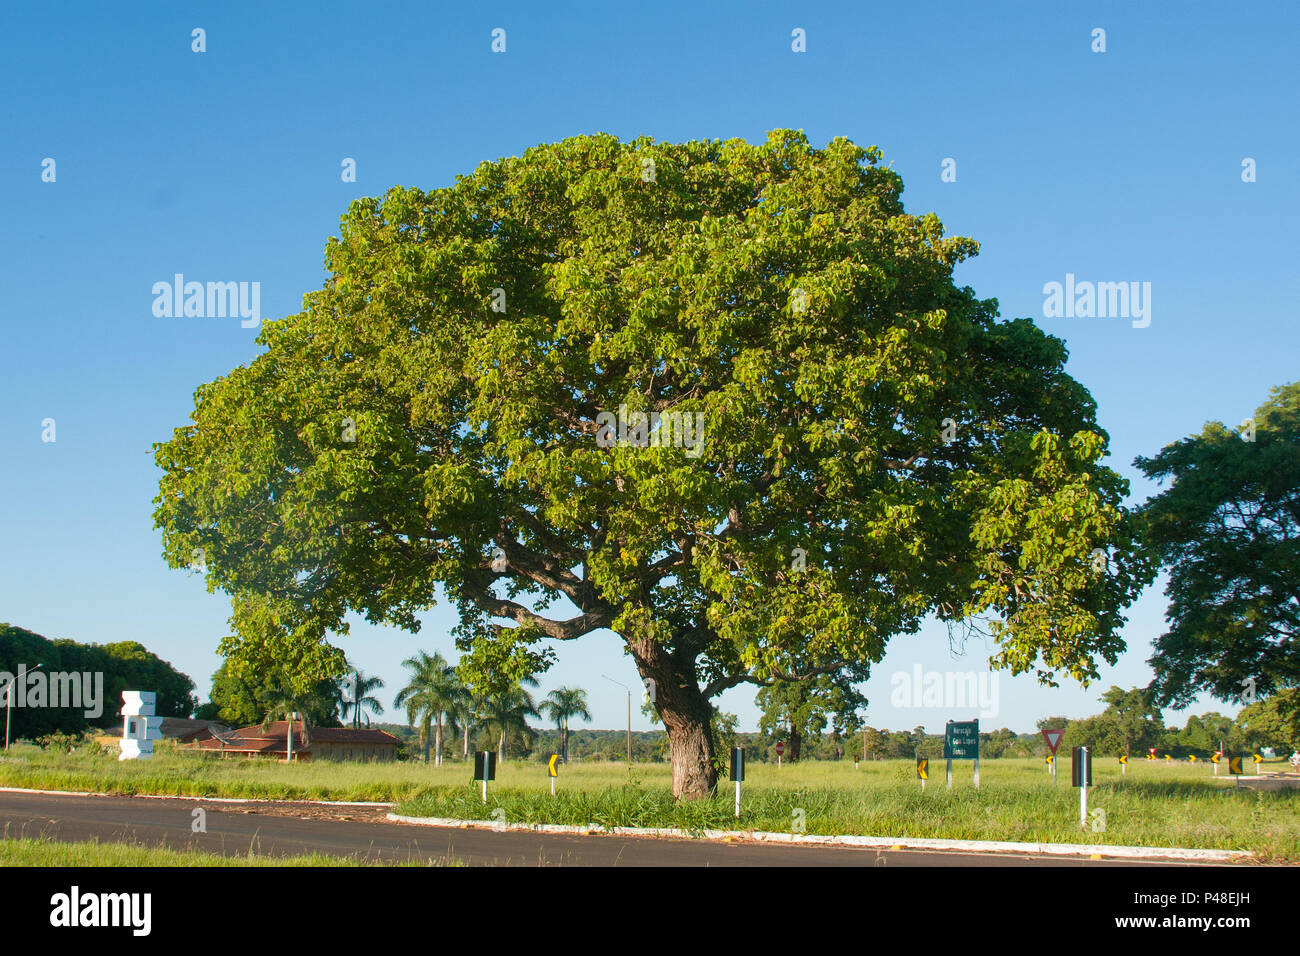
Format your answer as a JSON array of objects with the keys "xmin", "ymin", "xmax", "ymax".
[{"xmin": 119, "ymin": 690, "xmax": 163, "ymax": 760}]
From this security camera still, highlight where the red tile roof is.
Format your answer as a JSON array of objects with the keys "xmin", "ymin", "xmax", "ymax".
[{"xmin": 189, "ymin": 721, "xmax": 398, "ymax": 753}]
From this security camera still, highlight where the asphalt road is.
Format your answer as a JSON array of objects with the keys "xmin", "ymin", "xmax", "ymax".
[{"xmin": 0, "ymin": 790, "xmax": 1201, "ymax": 867}]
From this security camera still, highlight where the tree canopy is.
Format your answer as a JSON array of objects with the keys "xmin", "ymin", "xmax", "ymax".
[
  {"xmin": 1137, "ymin": 381, "xmax": 1300, "ymax": 707},
  {"xmin": 200, "ymin": 658, "xmax": 342, "ymax": 728},
  {"xmin": 153, "ymin": 129, "xmax": 1150, "ymax": 797},
  {"xmin": 756, "ymin": 672, "xmax": 867, "ymax": 760}
]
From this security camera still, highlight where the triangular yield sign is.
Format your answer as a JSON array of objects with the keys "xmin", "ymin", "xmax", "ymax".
[{"xmin": 1041, "ymin": 728, "xmax": 1064, "ymax": 754}]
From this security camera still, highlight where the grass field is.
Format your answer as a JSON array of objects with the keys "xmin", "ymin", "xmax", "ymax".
[
  {"xmin": 3, "ymin": 743, "xmax": 1296, "ymax": 860},
  {"xmin": 0, "ymin": 836, "xmax": 427, "ymax": 866}
]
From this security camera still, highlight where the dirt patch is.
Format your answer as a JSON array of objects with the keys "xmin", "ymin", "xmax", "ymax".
[{"xmin": 218, "ymin": 801, "xmax": 395, "ymax": 824}]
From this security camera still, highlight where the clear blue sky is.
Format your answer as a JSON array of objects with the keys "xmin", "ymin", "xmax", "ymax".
[{"xmin": 2, "ymin": 1, "xmax": 1296, "ymax": 734}]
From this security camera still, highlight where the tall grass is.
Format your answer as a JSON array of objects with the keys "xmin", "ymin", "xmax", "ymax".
[{"xmin": 396, "ymin": 770, "xmax": 1299, "ymax": 859}]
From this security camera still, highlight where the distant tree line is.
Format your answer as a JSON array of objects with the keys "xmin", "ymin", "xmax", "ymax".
[{"xmin": 0, "ymin": 623, "xmax": 197, "ymax": 738}]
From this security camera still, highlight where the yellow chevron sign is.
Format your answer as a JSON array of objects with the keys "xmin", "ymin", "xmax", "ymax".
[
  {"xmin": 1228, "ymin": 756, "xmax": 1243, "ymax": 775},
  {"xmin": 1211, "ymin": 752, "xmax": 1221, "ymax": 763},
  {"xmin": 1119, "ymin": 755, "xmax": 1128, "ymax": 764},
  {"xmin": 1164, "ymin": 755, "xmax": 1172, "ymax": 761},
  {"xmin": 1045, "ymin": 754, "xmax": 1054, "ymax": 764},
  {"xmin": 1189, "ymin": 755, "xmax": 1198, "ymax": 762},
  {"xmin": 1253, "ymin": 754, "xmax": 1264, "ymax": 765},
  {"xmin": 916, "ymin": 757, "xmax": 928, "ymax": 780},
  {"xmin": 548, "ymin": 754, "xmax": 560, "ymax": 777}
]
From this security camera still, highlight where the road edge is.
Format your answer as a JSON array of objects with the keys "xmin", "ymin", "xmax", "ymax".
[
  {"xmin": 385, "ymin": 812, "xmax": 1253, "ymax": 862},
  {"xmin": 0, "ymin": 786, "xmax": 393, "ymax": 807}
]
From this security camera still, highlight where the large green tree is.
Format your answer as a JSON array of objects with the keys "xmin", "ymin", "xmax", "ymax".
[
  {"xmin": 153, "ymin": 130, "xmax": 1149, "ymax": 798},
  {"xmin": 202, "ymin": 659, "xmax": 342, "ymax": 728},
  {"xmin": 1061, "ymin": 686, "xmax": 1165, "ymax": 756},
  {"xmin": 756, "ymin": 671, "xmax": 866, "ymax": 760},
  {"xmin": 1235, "ymin": 688, "xmax": 1300, "ymax": 753},
  {"xmin": 1137, "ymin": 381, "xmax": 1300, "ymax": 708}
]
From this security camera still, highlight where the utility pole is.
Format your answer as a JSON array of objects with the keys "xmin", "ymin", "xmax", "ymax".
[
  {"xmin": 601, "ymin": 675, "xmax": 632, "ymax": 763},
  {"xmin": 4, "ymin": 664, "xmax": 43, "ymax": 751}
]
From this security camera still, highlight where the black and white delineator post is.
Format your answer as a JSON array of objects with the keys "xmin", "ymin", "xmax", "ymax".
[
  {"xmin": 730, "ymin": 747, "xmax": 745, "ymax": 818},
  {"xmin": 1072, "ymin": 746, "xmax": 1093, "ymax": 828},
  {"xmin": 474, "ymin": 751, "xmax": 497, "ymax": 803}
]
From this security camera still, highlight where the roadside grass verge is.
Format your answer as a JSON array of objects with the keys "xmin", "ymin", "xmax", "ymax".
[
  {"xmin": 0, "ymin": 742, "xmax": 657, "ymax": 801},
  {"xmin": 395, "ymin": 776, "xmax": 1300, "ymax": 860},
  {"xmin": 3, "ymin": 744, "xmax": 1295, "ymax": 859},
  {"xmin": 0, "ymin": 836, "xmax": 449, "ymax": 866}
]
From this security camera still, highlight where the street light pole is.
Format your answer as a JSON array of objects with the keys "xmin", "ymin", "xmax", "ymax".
[
  {"xmin": 4, "ymin": 664, "xmax": 43, "ymax": 751},
  {"xmin": 601, "ymin": 675, "xmax": 632, "ymax": 764}
]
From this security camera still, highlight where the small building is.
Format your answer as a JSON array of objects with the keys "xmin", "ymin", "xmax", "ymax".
[
  {"xmin": 308, "ymin": 727, "xmax": 403, "ymax": 762},
  {"xmin": 94, "ymin": 717, "xmax": 230, "ymax": 752},
  {"xmin": 187, "ymin": 720, "xmax": 400, "ymax": 762},
  {"xmin": 161, "ymin": 718, "xmax": 230, "ymax": 742}
]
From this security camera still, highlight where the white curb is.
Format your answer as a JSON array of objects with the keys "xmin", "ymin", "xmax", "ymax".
[
  {"xmin": 0, "ymin": 786, "xmax": 392, "ymax": 807},
  {"xmin": 384, "ymin": 812, "xmax": 1251, "ymax": 862}
]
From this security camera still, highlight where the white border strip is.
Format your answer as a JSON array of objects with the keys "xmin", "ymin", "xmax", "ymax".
[{"xmin": 385, "ymin": 812, "xmax": 1251, "ymax": 861}]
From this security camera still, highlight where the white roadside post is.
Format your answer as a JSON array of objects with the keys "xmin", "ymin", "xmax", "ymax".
[
  {"xmin": 730, "ymin": 746, "xmax": 744, "ymax": 819},
  {"xmin": 474, "ymin": 751, "xmax": 496, "ymax": 803},
  {"xmin": 1072, "ymin": 745, "xmax": 1092, "ymax": 829}
]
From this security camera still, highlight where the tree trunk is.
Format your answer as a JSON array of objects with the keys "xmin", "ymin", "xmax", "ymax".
[
  {"xmin": 422, "ymin": 716, "xmax": 430, "ymax": 764},
  {"xmin": 498, "ymin": 731, "xmax": 505, "ymax": 762},
  {"xmin": 435, "ymin": 712, "xmax": 443, "ymax": 766},
  {"xmin": 463, "ymin": 720, "xmax": 470, "ymax": 758},
  {"xmin": 630, "ymin": 640, "xmax": 716, "ymax": 799},
  {"xmin": 562, "ymin": 722, "xmax": 569, "ymax": 763},
  {"xmin": 789, "ymin": 724, "xmax": 803, "ymax": 762}
]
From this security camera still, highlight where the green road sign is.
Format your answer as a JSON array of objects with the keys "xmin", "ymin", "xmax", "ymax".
[{"xmin": 943, "ymin": 720, "xmax": 979, "ymax": 759}]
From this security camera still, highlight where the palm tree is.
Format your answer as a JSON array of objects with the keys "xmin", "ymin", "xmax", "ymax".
[
  {"xmin": 481, "ymin": 679, "xmax": 539, "ymax": 761},
  {"xmin": 261, "ymin": 696, "xmax": 312, "ymax": 762},
  {"xmin": 539, "ymin": 687, "xmax": 592, "ymax": 763},
  {"xmin": 393, "ymin": 651, "xmax": 466, "ymax": 765},
  {"xmin": 340, "ymin": 666, "xmax": 386, "ymax": 729},
  {"xmin": 447, "ymin": 687, "xmax": 480, "ymax": 760}
]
